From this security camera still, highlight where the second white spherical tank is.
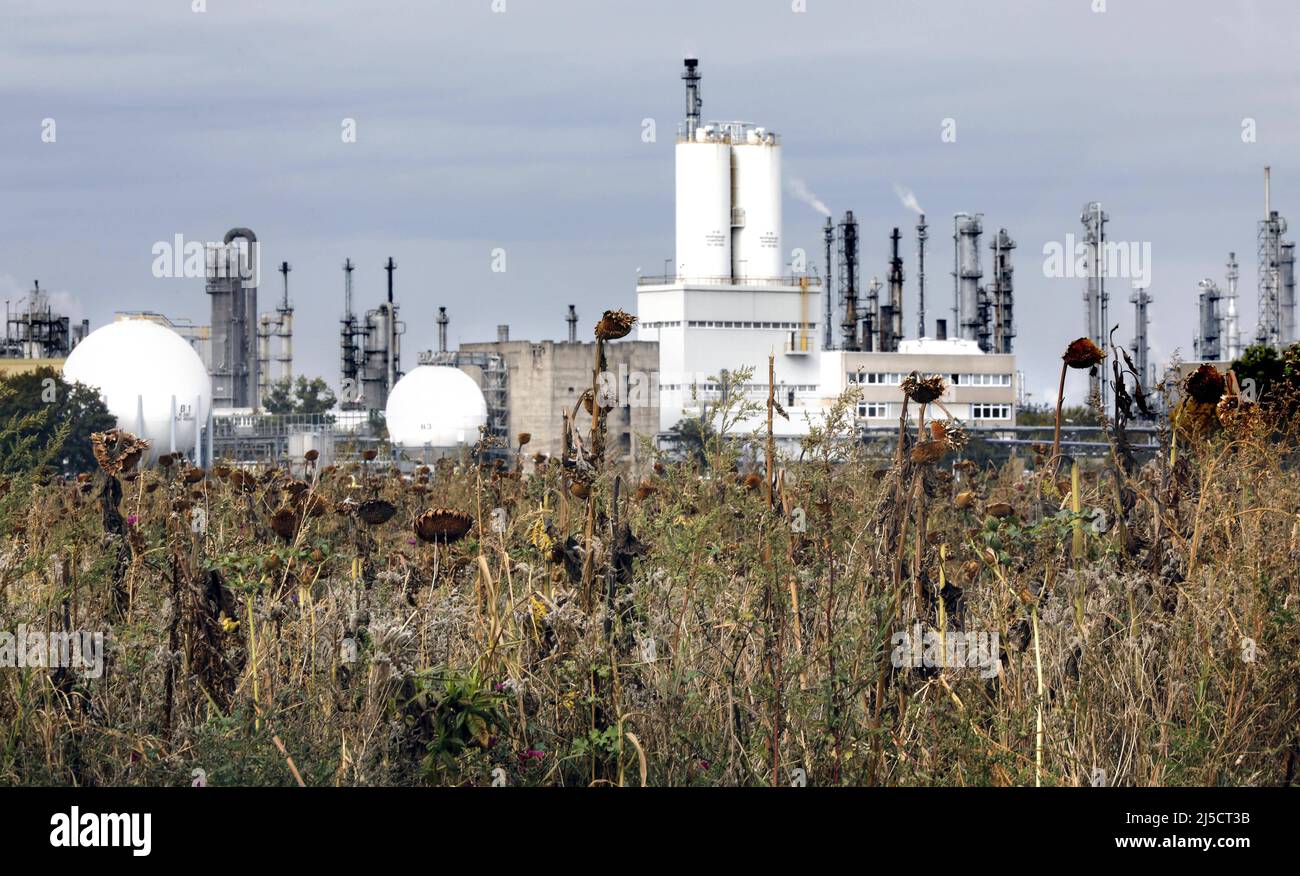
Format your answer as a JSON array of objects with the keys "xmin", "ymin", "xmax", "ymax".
[
  {"xmin": 62, "ymin": 318, "xmax": 213, "ymax": 463},
  {"xmin": 384, "ymin": 365, "xmax": 488, "ymax": 450}
]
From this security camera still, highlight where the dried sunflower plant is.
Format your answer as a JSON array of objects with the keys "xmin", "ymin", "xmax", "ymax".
[{"xmin": 1, "ymin": 334, "xmax": 1298, "ymax": 789}]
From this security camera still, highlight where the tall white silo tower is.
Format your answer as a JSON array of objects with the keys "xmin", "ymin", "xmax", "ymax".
[
  {"xmin": 641, "ymin": 59, "xmax": 824, "ymax": 435},
  {"xmin": 675, "ymin": 130, "xmax": 732, "ymax": 281},
  {"xmin": 730, "ymin": 126, "xmax": 782, "ymax": 281}
]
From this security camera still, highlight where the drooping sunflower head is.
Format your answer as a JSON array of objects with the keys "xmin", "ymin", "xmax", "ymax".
[
  {"xmin": 1062, "ymin": 338, "xmax": 1105, "ymax": 370},
  {"xmin": 901, "ymin": 372, "xmax": 946, "ymax": 404},
  {"xmin": 414, "ymin": 508, "xmax": 475, "ymax": 544},
  {"xmin": 91, "ymin": 429, "xmax": 151, "ymax": 477},
  {"xmin": 595, "ymin": 309, "xmax": 637, "ymax": 341}
]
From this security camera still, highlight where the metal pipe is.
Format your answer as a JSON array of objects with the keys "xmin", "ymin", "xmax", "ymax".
[
  {"xmin": 823, "ymin": 216, "xmax": 835, "ymax": 350},
  {"xmin": 888, "ymin": 227, "xmax": 904, "ymax": 350},
  {"xmin": 682, "ymin": 58, "xmax": 701, "ymax": 140},
  {"xmin": 277, "ymin": 261, "xmax": 293, "ymax": 383},
  {"xmin": 916, "ymin": 214, "xmax": 927, "ymax": 338},
  {"xmin": 384, "ymin": 258, "xmax": 397, "ymax": 394}
]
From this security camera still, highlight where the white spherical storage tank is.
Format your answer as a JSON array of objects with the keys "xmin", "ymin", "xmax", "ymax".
[
  {"xmin": 675, "ymin": 135, "xmax": 732, "ymax": 280},
  {"xmin": 730, "ymin": 131, "xmax": 782, "ymax": 281},
  {"xmin": 384, "ymin": 365, "xmax": 488, "ymax": 450},
  {"xmin": 63, "ymin": 319, "xmax": 213, "ymax": 464}
]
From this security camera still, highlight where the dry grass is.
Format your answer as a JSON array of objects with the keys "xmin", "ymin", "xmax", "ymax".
[{"xmin": 0, "ymin": 370, "xmax": 1298, "ymax": 787}]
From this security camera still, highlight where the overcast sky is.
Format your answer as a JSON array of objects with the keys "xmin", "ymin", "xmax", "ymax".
[{"xmin": 3, "ymin": 0, "xmax": 1298, "ymax": 406}]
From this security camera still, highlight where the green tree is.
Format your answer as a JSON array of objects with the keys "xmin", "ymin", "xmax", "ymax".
[
  {"xmin": 1232, "ymin": 343, "xmax": 1285, "ymax": 402},
  {"xmin": 667, "ymin": 416, "xmax": 714, "ymax": 468},
  {"xmin": 263, "ymin": 376, "xmax": 337, "ymax": 416},
  {"xmin": 0, "ymin": 366, "xmax": 115, "ymax": 474}
]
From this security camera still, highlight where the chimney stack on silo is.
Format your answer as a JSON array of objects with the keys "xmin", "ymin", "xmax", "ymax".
[
  {"xmin": 566, "ymin": 305, "xmax": 578, "ymax": 342},
  {"xmin": 682, "ymin": 58, "xmax": 701, "ymax": 140}
]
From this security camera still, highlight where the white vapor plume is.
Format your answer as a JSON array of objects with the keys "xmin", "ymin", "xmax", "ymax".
[
  {"xmin": 788, "ymin": 178, "xmax": 831, "ymax": 217},
  {"xmin": 893, "ymin": 184, "xmax": 924, "ymax": 215}
]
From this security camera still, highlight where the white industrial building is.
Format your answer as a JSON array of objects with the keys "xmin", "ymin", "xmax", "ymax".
[{"xmin": 637, "ymin": 59, "xmax": 1017, "ymax": 443}]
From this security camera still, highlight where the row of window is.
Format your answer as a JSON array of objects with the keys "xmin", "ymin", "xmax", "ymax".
[
  {"xmin": 953, "ymin": 373, "xmax": 1013, "ymax": 386},
  {"xmin": 855, "ymin": 402, "xmax": 1012, "ymax": 420},
  {"xmin": 640, "ymin": 320, "xmax": 818, "ymax": 330},
  {"xmin": 849, "ymin": 372, "xmax": 904, "ymax": 385},
  {"xmin": 847, "ymin": 372, "xmax": 1013, "ymax": 387},
  {"xmin": 662, "ymin": 383, "xmax": 818, "ymax": 392}
]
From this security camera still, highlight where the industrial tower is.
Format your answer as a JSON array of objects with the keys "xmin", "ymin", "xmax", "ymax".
[
  {"xmin": 206, "ymin": 227, "xmax": 260, "ymax": 410},
  {"xmin": 1130, "ymin": 284, "xmax": 1153, "ymax": 390},
  {"xmin": 1224, "ymin": 252, "xmax": 1242, "ymax": 361},
  {"xmin": 1256, "ymin": 166, "xmax": 1295, "ymax": 348},
  {"xmin": 1081, "ymin": 202, "xmax": 1109, "ymax": 406},
  {"xmin": 1196, "ymin": 278, "xmax": 1222, "ymax": 361}
]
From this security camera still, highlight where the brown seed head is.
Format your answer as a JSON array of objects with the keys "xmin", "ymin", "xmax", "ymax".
[
  {"xmin": 1184, "ymin": 363, "xmax": 1226, "ymax": 405},
  {"xmin": 1062, "ymin": 337, "xmax": 1105, "ymax": 370},
  {"xmin": 270, "ymin": 506, "xmax": 299, "ymax": 542},
  {"xmin": 414, "ymin": 508, "xmax": 474, "ymax": 544},
  {"xmin": 91, "ymin": 429, "xmax": 151, "ymax": 477},
  {"xmin": 357, "ymin": 498, "xmax": 396, "ymax": 526},
  {"xmin": 901, "ymin": 372, "xmax": 946, "ymax": 403},
  {"xmin": 594, "ymin": 309, "xmax": 637, "ymax": 341}
]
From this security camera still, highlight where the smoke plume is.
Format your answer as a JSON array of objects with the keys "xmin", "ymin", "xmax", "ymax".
[
  {"xmin": 787, "ymin": 178, "xmax": 831, "ymax": 217},
  {"xmin": 893, "ymin": 184, "xmax": 924, "ymax": 215}
]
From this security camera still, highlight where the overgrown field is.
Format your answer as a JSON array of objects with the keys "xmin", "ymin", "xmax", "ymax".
[{"xmin": 2, "ymin": 336, "xmax": 1299, "ymax": 787}]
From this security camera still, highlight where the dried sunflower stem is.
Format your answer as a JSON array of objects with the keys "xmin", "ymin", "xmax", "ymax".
[
  {"xmin": 1051, "ymin": 361, "xmax": 1068, "ymax": 465},
  {"xmin": 1032, "ymin": 603, "xmax": 1044, "ymax": 787}
]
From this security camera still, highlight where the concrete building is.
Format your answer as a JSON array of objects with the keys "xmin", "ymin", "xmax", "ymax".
[
  {"xmin": 636, "ymin": 277, "xmax": 823, "ymax": 434},
  {"xmin": 823, "ymin": 339, "xmax": 1017, "ymax": 426},
  {"xmin": 459, "ymin": 332, "xmax": 660, "ymax": 470}
]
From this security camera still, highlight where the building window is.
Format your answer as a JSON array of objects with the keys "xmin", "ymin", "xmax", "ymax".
[
  {"xmin": 848, "ymin": 372, "xmax": 902, "ymax": 386},
  {"xmin": 857, "ymin": 402, "xmax": 890, "ymax": 419},
  {"xmin": 953, "ymin": 373, "xmax": 1012, "ymax": 386},
  {"xmin": 970, "ymin": 403, "xmax": 1011, "ymax": 420},
  {"xmin": 686, "ymin": 320, "xmax": 817, "ymax": 330}
]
